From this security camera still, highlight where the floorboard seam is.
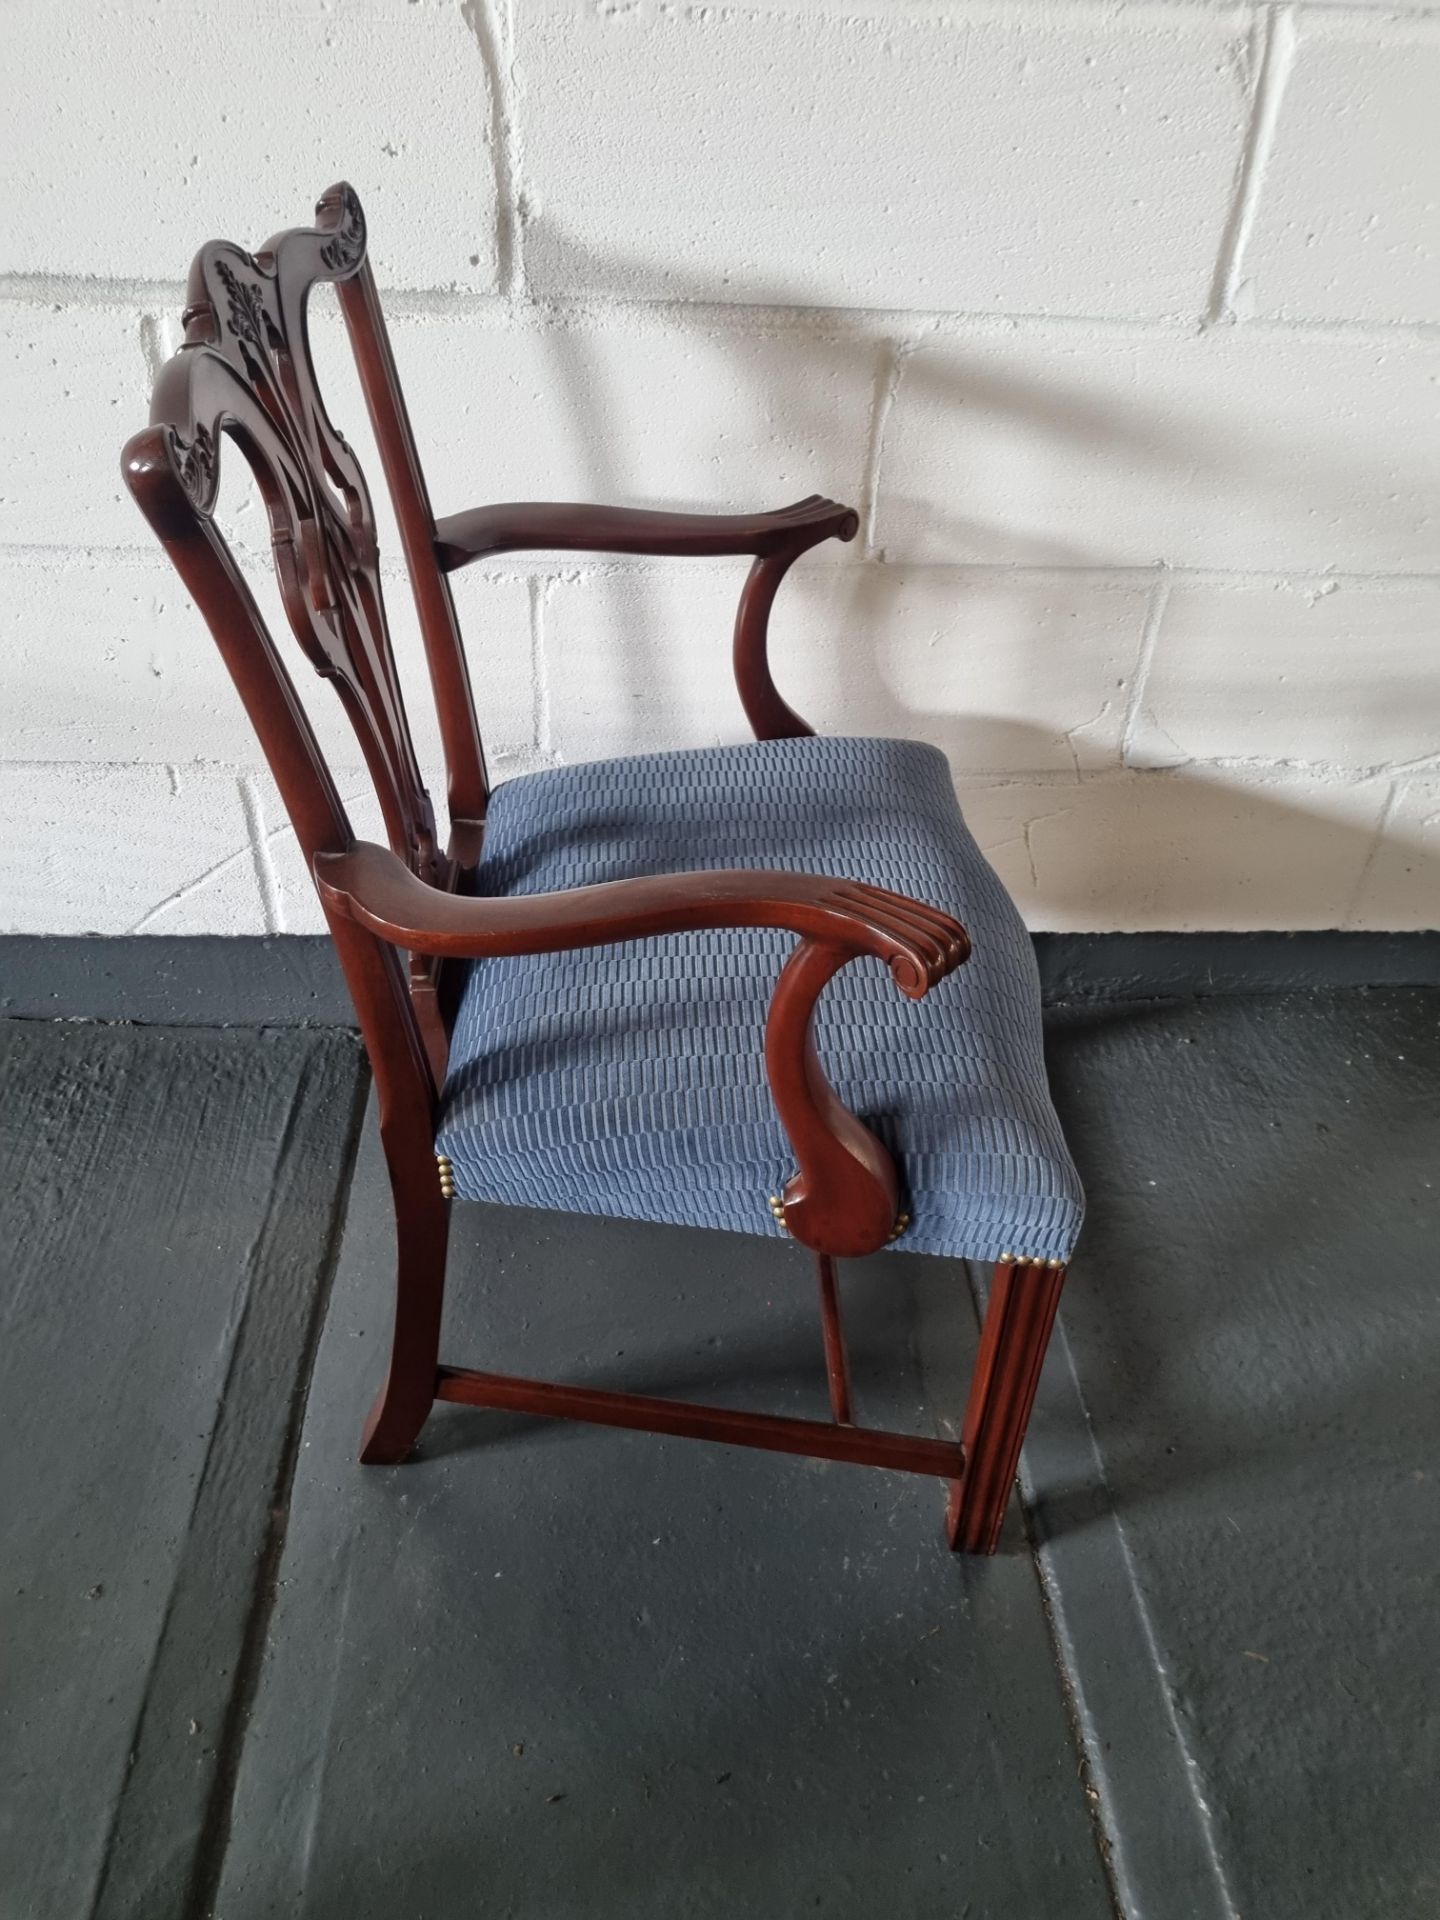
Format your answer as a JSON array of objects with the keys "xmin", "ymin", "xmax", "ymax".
[
  {"xmin": 953, "ymin": 1258, "xmax": 1131, "ymax": 1920},
  {"xmin": 1028, "ymin": 1526, "xmax": 1128, "ymax": 1920},
  {"xmin": 179, "ymin": 1066, "xmax": 370, "ymax": 1920},
  {"xmin": 1020, "ymin": 1311, "xmax": 1242, "ymax": 1920},
  {"xmin": 84, "ymin": 1059, "xmax": 329, "ymax": 1920}
]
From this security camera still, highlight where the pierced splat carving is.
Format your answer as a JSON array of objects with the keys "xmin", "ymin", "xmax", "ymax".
[
  {"xmin": 214, "ymin": 259, "xmax": 284, "ymax": 352},
  {"xmin": 134, "ymin": 183, "xmax": 446, "ymax": 894}
]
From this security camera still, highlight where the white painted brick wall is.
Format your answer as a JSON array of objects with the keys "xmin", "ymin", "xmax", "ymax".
[
  {"xmin": 1359, "ymin": 773, "xmax": 1440, "ymax": 930},
  {"xmin": 1134, "ymin": 578, "xmax": 1440, "ymax": 768},
  {"xmin": 544, "ymin": 564, "xmax": 1148, "ymax": 772},
  {"xmin": 959, "ymin": 766, "xmax": 1391, "ymax": 931},
  {"xmin": 0, "ymin": 0, "xmax": 1436, "ymax": 935},
  {"xmin": 875, "ymin": 329, "xmax": 1440, "ymax": 572},
  {"xmin": 1244, "ymin": 14, "xmax": 1440, "ymax": 325},
  {"xmin": 516, "ymin": 0, "xmax": 1252, "ymax": 319},
  {"xmin": 3, "ymin": 0, "xmax": 503, "ymax": 290}
]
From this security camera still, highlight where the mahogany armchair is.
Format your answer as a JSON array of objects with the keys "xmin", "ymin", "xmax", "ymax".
[{"xmin": 122, "ymin": 185, "xmax": 1083, "ymax": 1555}]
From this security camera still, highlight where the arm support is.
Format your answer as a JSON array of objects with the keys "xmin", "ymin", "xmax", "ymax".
[
  {"xmin": 432, "ymin": 494, "xmax": 858, "ymax": 569},
  {"xmin": 432, "ymin": 494, "xmax": 859, "ymax": 745},
  {"xmin": 315, "ymin": 841, "xmax": 970, "ymax": 1257}
]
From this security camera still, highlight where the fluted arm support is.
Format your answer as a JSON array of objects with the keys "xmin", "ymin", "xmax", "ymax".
[{"xmin": 314, "ymin": 841, "xmax": 969, "ymax": 1255}]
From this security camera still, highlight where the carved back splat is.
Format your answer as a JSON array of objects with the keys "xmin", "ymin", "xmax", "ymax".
[{"xmin": 123, "ymin": 182, "xmax": 487, "ymax": 1083}]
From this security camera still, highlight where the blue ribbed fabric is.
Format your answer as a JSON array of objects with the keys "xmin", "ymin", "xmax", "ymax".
[{"xmin": 437, "ymin": 736, "xmax": 1083, "ymax": 1263}]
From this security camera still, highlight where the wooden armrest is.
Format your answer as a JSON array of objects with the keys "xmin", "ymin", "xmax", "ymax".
[
  {"xmin": 433, "ymin": 495, "xmax": 858, "ymax": 744},
  {"xmin": 314, "ymin": 842, "xmax": 968, "ymax": 999},
  {"xmin": 319, "ymin": 840, "xmax": 968, "ymax": 1257},
  {"xmin": 432, "ymin": 495, "xmax": 859, "ymax": 571}
]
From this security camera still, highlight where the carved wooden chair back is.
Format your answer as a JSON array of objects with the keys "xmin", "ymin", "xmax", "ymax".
[{"xmin": 123, "ymin": 182, "xmax": 481, "ymax": 1092}]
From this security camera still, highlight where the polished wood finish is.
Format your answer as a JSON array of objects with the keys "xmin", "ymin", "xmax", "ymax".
[
  {"xmin": 815, "ymin": 1255, "xmax": 853, "ymax": 1426},
  {"xmin": 314, "ymin": 841, "xmax": 968, "ymax": 991},
  {"xmin": 734, "ymin": 549, "xmax": 817, "ymax": 740},
  {"xmin": 433, "ymin": 494, "xmax": 857, "ymax": 568},
  {"xmin": 948, "ymin": 1259, "xmax": 1069, "ymax": 1554},
  {"xmin": 315, "ymin": 841, "xmax": 965, "ymax": 1258},
  {"xmin": 123, "ymin": 183, "xmax": 1066, "ymax": 1550},
  {"xmin": 433, "ymin": 493, "xmax": 856, "ymax": 744},
  {"xmin": 340, "ymin": 264, "xmax": 489, "ymax": 850},
  {"xmin": 434, "ymin": 1369, "xmax": 961, "ymax": 1478}
]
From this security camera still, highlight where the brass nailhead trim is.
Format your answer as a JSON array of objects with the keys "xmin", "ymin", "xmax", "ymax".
[
  {"xmin": 759, "ymin": 1207, "xmax": 1067, "ymax": 1262},
  {"xmin": 437, "ymin": 1153, "xmax": 456, "ymax": 1200},
  {"xmin": 766, "ymin": 1196, "xmax": 913, "ymax": 1245}
]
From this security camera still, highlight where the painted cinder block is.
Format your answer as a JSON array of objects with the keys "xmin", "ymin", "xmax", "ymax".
[
  {"xmin": 784, "ymin": 566, "xmax": 1149, "ymax": 776},
  {"xmin": 540, "ymin": 566, "xmax": 751, "ymax": 765},
  {"xmin": 543, "ymin": 561, "xmax": 1148, "ymax": 772},
  {"xmin": 957, "ymin": 769, "xmax": 1389, "ymax": 931},
  {"xmin": 0, "ymin": 551, "xmax": 535, "ymax": 783},
  {"xmin": 0, "ymin": 305, "xmax": 154, "ymax": 550},
  {"xmin": 1244, "ymin": 15, "xmax": 1440, "ymax": 326},
  {"xmin": 363, "ymin": 305, "xmax": 878, "ymax": 542},
  {"xmin": 517, "ymin": 0, "xmax": 1250, "ymax": 319},
  {"xmin": 4, "ymin": 0, "xmax": 1438, "ymax": 940},
  {"xmin": 877, "ymin": 328, "xmax": 1440, "ymax": 574},
  {"xmin": 0, "ymin": 0, "xmax": 502, "ymax": 291},
  {"xmin": 1347, "ymin": 774, "xmax": 1440, "ymax": 931},
  {"xmin": 0, "ymin": 762, "xmax": 257, "ymax": 934},
  {"xmin": 0, "ymin": 555, "xmax": 234, "ymax": 764},
  {"xmin": 1135, "ymin": 580, "xmax": 1440, "ymax": 771}
]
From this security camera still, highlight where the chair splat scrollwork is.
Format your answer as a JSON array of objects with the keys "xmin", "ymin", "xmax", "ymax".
[{"xmin": 140, "ymin": 182, "xmax": 454, "ymax": 893}]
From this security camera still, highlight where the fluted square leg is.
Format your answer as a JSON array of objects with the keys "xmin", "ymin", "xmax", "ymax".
[{"xmin": 947, "ymin": 1257, "xmax": 1068, "ymax": 1554}]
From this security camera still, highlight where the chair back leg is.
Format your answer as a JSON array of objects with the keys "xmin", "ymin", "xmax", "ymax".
[
  {"xmin": 814, "ymin": 1254, "xmax": 853, "ymax": 1425},
  {"xmin": 947, "ymin": 1257, "xmax": 1068, "ymax": 1554},
  {"xmin": 359, "ymin": 1155, "xmax": 450, "ymax": 1463}
]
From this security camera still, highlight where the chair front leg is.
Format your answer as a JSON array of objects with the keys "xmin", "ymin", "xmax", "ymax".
[{"xmin": 947, "ymin": 1257, "xmax": 1068, "ymax": 1553}]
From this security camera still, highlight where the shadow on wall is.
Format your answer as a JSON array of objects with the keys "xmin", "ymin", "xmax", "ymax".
[
  {"xmin": 518, "ymin": 223, "xmax": 1435, "ymax": 932},
  {"xmin": 528, "ymin": 220, "xmax": 1433, "ymax": 570},
  {"xmin": 908, "ymin": 724, "xmax": 1431, "ymax": 935}
]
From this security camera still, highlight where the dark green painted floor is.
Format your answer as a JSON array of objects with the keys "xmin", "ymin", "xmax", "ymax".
[
  {"xmin": 2, "ymin": 986, "xmax": 1437, "ymax": 1919},
  {"xmin": 0, "ymin": 1024, "xmax": 368, "ymax": 1920}
]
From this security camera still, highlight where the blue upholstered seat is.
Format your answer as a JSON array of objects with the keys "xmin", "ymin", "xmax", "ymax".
[{"xmin": 437, "ymin": 736, "xmax": 1083, "ymax": 1263}]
